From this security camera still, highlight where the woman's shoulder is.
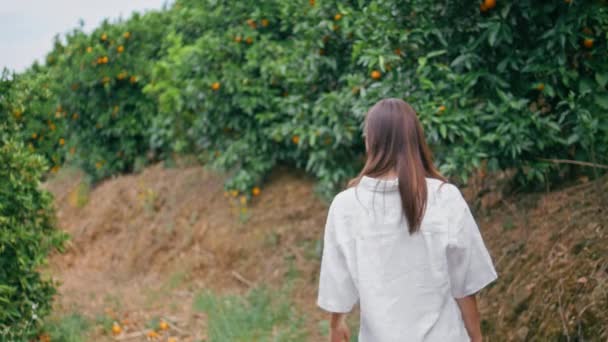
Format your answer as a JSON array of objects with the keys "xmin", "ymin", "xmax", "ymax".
[
  {"xmin": 328, "ymin": 187, "xmax": 357, "ymax": 213},
  {"xmin": 324, "ymin": 188, "xmax": 361, "ymax": 242},
  {"xmin": 426, "ymin": 178, "xmax": 465, "ymax": 206}
]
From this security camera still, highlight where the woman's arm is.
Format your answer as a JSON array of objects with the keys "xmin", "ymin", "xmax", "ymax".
[
  {"xmin": 455, "ymin": 294, "xmax": 482, "ymax": 342},
  {"xmin": 329, "ymin": 312, "xmax": 350, "ymax": 342}
]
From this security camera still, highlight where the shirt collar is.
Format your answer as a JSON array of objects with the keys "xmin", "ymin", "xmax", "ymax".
[{"xmin": 359, "ymin": 175, "xmax": 399, "ymax": 192}]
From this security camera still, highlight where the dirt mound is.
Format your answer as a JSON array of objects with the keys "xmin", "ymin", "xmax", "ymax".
[
  {"xmin": 46, "ymin": 162, "xmax": 328, "ymax": 340},
  {"xmin": 478, "ymin": 175, "xmax": 608, "ymax": 340},
  {"xmin": 44, "ymin": 162, "xmax": 607, "ymax": 341}
]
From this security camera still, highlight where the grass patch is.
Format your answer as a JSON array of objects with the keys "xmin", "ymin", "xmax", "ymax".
[
  {"xmin": 43, "ymin": 312, "xmax": 90, "ymax": 342},
  {"xmin": 144, "ymin": 269, "xmax": 189, "ymax": 308},
  {"xmin": 193, "ymin": 285, "xmax": 307, "ymax": 341},
  {"xmin": 284, "ymin": 255, "xmax": 300, "ymax": 282},
  {"xmin": 94, "ymin": 313, "xmax": 114, "ymax": 334},
  {"xmin": 66, "ymin": 176, "xmax": 91, "ymax": 208}
]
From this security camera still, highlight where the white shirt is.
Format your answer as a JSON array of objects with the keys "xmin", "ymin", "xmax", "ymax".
[{"xmin": 317, "ymin": 175, "xmax": 498, "ymax": 342}]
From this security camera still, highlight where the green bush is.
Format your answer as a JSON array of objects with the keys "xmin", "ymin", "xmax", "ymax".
[
  {"xmin": 42, "ymin": 312, "xmax": 90, "ymax": 342},
  {"xmin": 0, "ymin": 128, "xmax": 68, "ymax": 340},
  {"xmin": 147, "ymin": 0, "xmax": 607, "ymax": 198},
  {"xmin": 46, "ymin": 10, "xmax": 172, "ymax": 180},
  {"xmin": 0, "ymin": 68, "xmax": 67, "ymax": 174}
]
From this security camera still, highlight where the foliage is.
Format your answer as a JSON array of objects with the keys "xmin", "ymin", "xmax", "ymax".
[
  {"xmin": 0, "ymin": 127, "xmax": 68, "ymax": 340},
  {"xmin": 7, "ymin": 0, "xmax": 608, "ymax": 198},
  {"xmin": 193, "ymin": 286, "xmax": 307, "ymax": 341},
  {"xmin": 42, "ymin": 312, "xmax": 90, "ymax": 342},
  {"xmin": 0, "ymin": 68, "xmax": 66, "ymax": 174},
  {"xmin": 45, "ymin": 10, "xmax": 172, "ymax": 180},
  {"xmin": 147, "ymin": 0, "xmax": 608, "ymax": 198}
]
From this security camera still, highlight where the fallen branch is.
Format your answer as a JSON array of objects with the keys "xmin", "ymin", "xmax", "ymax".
[
  {"xmin": 161, "ymin": 316, "xmax": 188, "ymax": 336},
  {"xmin": 231, "ymin": 270, "xmax": 254, "ymax": 288},
  {"xmin": 114, "ymin": 331, "xmax": 145, "ymax": 341},
  {"xmin": 537, "ymin": 158, "xmax": 608, "ymax": 169}
]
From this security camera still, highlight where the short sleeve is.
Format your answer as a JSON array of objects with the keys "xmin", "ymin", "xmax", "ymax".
[
  {"xmin": 446, "ymin": 189, "xmax": 498, "ymax": 299},
  {"xmin": 316, "ymin": 198, "xmax": 358, "ymax": 313}
]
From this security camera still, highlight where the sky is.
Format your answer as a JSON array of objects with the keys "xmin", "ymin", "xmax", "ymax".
[{"xmin": 0, "ymin": 0, "xmax": 171, "ymax": 73}]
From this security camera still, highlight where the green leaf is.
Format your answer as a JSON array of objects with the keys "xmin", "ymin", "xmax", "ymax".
[
  {"xmin": 545, "ymin": 84, "xmax": 555, "ymax": 98},
  {"xmin": 540, "ymin": 28, "xmax": 554, "ymax": 40},
  {"xmin": 488, "ymin": 24, "xmax": 500, "ymax": 47},
  {"xmin": 595, "ymin": 73, "xmax": 608, "ymax": 88},
  {"xmin": 426, "ymin": 50, "xmax": 447, "ymax": 59},
  {"xmin": 579, "ymin": 78, "xmax": 593, "ymax": 95},
  {"xmin": 594, "ymin": 93, "xmax": 608, "ymax": 110},
  {"xmin": 417, "ymin": 57, "xmax": 428, "ymax": 68},
  {"xmin": 432, "ymin": 29, "xmax": 448, "ymax": 47},
  {"xmin": 451, "ymin": 54, "xmax": 469, "ymax": 68},
  {"xmin": 497, "ymin": 58, "xmax": 509, "ymax": 73},
  {"xmin": 566, "ymin": 134, "xmax": 579, "ymax": 145}
]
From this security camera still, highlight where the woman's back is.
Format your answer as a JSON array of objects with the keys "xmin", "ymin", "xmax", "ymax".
[{"xmin": 317, "ymin": 175, "xmax": 497, "ymax": 341}]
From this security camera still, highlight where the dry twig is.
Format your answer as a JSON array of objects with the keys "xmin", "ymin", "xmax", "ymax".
[
  {"xmin": 557, "ymin": 280, "xmax": 570, "ymax": 339},
  {"xmin": 537, "ymin": 158, "xmax": 608, "ymax": 169},
  {"xmin": 231, "ymin": 270, "xmax": 254, "ymax": 287},
  {"xmin": 114, "ymin": 331, "xmax": 145, "ymax": 341}
]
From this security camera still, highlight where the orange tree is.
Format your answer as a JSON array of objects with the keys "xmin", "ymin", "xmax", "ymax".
[
  {"xmin": 0, "ymin": 123, "xmax": 68, "ymax": 339},
  {"xmin": 424, "ymin": 1, "xmax": 608, "ymax": 188},
  {"xmin": 145, "ymin": 1, "xmax": 311, "ymax": 196},
  {"xmin": 146, "ymin": 0, "xmax": 395, "ymax": 198},
  {"xmin": 0, "ymin": 67, "xmax": 67, "ymax": 174},
  {"xmin": 14, "ymin": 0, "xmax": 607, "ymax": 200},
  {"xmin": 45, "ymin": 11, "xmax": 172, "ymax": 180},
  {"xmin": 146, "ymin": 0, "xmax": 607, "ymax": 201}
]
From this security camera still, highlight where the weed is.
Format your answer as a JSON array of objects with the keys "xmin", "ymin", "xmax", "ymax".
[
  {"xmin": 68, "ymin": 180, "xmax": 91, "ymax": 208},
  {"xmin": 502, "ymin": 216, "xmax": 515, "ymax": 231},
  {"xmin": 94, "ymin": 312, "xmax": 114, "ymax": 334},
  {"xmin": 43, "ymin": 312, "xmax": 90, "ymax": 342},
  {"xmin": 193, "ymin": 286, "xmax": 307, "ymax": 341},
  {"xmin": 284, "ymin": 255, "xmax": 300, "ymax": 282}
]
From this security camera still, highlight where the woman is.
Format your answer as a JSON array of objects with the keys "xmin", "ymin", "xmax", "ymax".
[{"xmin": 317, "ymin": 98, "xmax": 498, "ymax": 342}]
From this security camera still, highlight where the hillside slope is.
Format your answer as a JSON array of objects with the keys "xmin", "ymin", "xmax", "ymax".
[{"xmin": 44, "ymin": 163, "xmax": 607, "ymax": 341}]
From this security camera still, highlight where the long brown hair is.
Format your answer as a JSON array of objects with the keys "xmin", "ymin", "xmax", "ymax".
[{"xmin": 347, "ymin": 98, "xmax": 447, "ymax": 234}]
